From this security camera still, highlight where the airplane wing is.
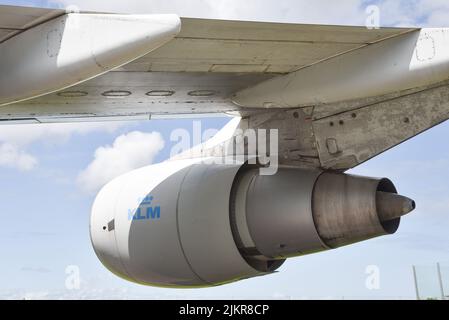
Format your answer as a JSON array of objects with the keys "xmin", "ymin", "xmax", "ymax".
[
  {"xmin": 2, "ymin": 4, "xmax": 449, "ymax": 171},
  {"xmin": 0, "ymin": 4, "xmax": 415, "ymax": 121}
]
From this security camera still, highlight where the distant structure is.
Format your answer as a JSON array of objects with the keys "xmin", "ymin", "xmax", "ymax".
[{"xmin": 413, "ymin": 263, "xmax": 448, "ymax": 300}]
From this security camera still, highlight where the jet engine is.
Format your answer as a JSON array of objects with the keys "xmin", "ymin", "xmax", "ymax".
[{"xmin": 90, "ymin": 159, "xmax": 415, "ymax": 288}]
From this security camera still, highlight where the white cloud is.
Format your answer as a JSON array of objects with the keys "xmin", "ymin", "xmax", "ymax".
[
  {"xmin": 0, "ymin": 122, "xmax": 123, "ymax": 147},
  {"xmin": 77, "ymin": 131, "xmax": 165, "ymax": 193},
  {"xmin": 0, "ymin": 122, "xmax": 127, "ymax": 171},
  {"xmin": 0, "ymin": 142, "xmax": 38, "ymax": 171}
]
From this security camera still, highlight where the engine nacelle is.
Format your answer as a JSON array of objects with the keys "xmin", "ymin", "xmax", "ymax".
[{"xmin": 90, "ymin": 160, "xmax": 414, "ymax": 288}]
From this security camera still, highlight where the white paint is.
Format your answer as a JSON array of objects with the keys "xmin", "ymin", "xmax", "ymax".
[
  {"xmin": 0, "ymin": 13, "xmax": 181, "ymax": 106},
  {"xmin": 233, "ymin": 28, "xmax": 449, "ymax": 108},
  {"xmin": 89, "ymin": 157, "xmax": 207, "ymax": 285},
  {"xmin": 90, "ymin": 158, "xmax": 258, "ymax": 287}
]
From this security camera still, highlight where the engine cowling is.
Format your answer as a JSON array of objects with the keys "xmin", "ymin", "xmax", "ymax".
[{"xmin": 90, "ymin": 159, "xmax": 415, "ymax": 288}]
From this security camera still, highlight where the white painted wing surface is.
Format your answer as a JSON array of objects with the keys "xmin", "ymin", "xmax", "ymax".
[{"xmin": 0, "ymin": 4, "xmax": 415, "ymax": 123}]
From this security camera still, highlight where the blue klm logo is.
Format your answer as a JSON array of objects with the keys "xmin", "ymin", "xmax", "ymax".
[{"xmin": 128, "ymin": 195, "xmax": 161, "ymax": 221}]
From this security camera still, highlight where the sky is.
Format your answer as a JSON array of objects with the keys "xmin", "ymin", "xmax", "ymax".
[{"xmin": 0, "ymin": 0, "xmax": 449, "ymax": 300}]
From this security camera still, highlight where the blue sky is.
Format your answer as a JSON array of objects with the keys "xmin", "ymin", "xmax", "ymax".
[{"xmin": 1, "ymin": 0, "xmax": 449, "ymax": 299}]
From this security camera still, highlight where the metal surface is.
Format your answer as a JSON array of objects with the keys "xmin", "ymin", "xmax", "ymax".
[
  {"xmin": 125, "ymin": 17, "xmax": 415, "ymax": 74},
  {"xmin": 312, "ymin": 81, "xmax": 449, "ymax": 170},
  {"xmin": 2, "ymin": 72, "xmax": 270, "ymax": 122},
  {"xmin": 230, "ymin": 168, "xmax": 286, "ymax": 272},
  {"xmin": 91, "ymin": 159, "xmax": 263, "ymax": 288},
  {"xmin": 0, "ymin": 13, "xmax": 181, "ymax": 106},
  {"xmin": 232, "ymin": 28, "xmax": 449, "ymax": 108},
  {"xmin": 313, "ymin": 173, "xmax": 401, "ymax": 248},
  {"xmin": 91, "ymin": 159, "xmax": 203, "ymax": 287},
  {"xmin": 0, "ymin": 5, "xmax": 64, "ymax": 43},
  {"xmin": 236, "ymin": 109, "xmax": 321, "ymax": 168},
  {"xmin": 192, "ymin": 78, "xmax": 449, "ymax": 172},
  {"xmin": 230, "ymin": 167, "xmax": 414, "ymax": 262},
  {"xmin": 177, "ymin": 163, "xmax": 261, "ymax": 285},
  {"xmin": 235, "ymin": 167, "xmax": 327, "ymax": 259},
  {"xmin": 1, "ymin": 5, "xmax": 415, "ymax": 73},
  {"xmin": 91, "ymin": 160, "xmax": 415, "ymax": 287},
  {"xmin": 0, "ymin": 4, "xmax": 419, "ymax": 125},
  {"xmin": 376, "ymin": 191, "xmax": 415, "ymax": 222}
]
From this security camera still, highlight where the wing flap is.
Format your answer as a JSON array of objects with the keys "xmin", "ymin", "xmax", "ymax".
[{"xmin": 120, "ymin": 18, "xmax": 416, "ymax": 74}]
